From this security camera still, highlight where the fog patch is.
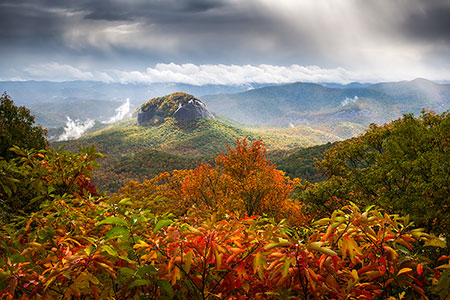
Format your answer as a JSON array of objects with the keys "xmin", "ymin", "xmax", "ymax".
[
  {"xmin": 341, "ymin": 96, "xmax": 359, "ymax": 106},
  {"xmin": 58, "ymin": 117, "xmax": 95, "ymax": 141},
  {"xmin": 105, "ymin": 98, "xmax": 131, "ymax": 124}
]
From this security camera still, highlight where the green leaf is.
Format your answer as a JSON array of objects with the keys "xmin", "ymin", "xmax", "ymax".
[
  {"xmin": 47, "ymin": 186, "xmax": 56, "ymax": 194},
  {"xmin": 81, "ymin": 236, "xmax": 97, "ymax": 245},
  {"xmin": 29, "ymin": 196, "xmax": 43, "ymax": 205},
  {"xmin": 105, "ymin": 226, "xmax": 130, "ymax": 241},
  {"xmin": 118, "ymin": 267, "xmax": 135, "ymax": 279},
  {"xmin": 96, "ymin": 216, "xmax": 128, "ymax": 227},
  {"xmin": 395, "ymin": 244, "xmax": 410, "ymax": 255},
  {"xmin": 129, "ymin": 279, "xmax": 151, "ymax": 289},
  {"xmin": 118, "ymin": 198, "xmax": 131, "ymax": 205},
  {"xmin": 101, "ymin": 245, "xmax": 118, "ymax": 257},
  {"xmin": 1, "ymin": 184, "xmax": 12, "ymax": 198},
  {"xmin": 282, "ymin": 258, "xmax": 291, "ymax": 277},
  {"xmin": 136, "ymin": 265, "xmax": 158, "ymax": 278},
  {"xmin": 158, "ymin": 279, "xmax": 174, "ymax": 298},
  {"xmin": 153, "ymin": 219, "xmax": 173, "ymax": 233}
]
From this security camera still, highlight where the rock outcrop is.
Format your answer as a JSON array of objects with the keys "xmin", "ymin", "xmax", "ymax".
[
  {"xmin": 172, "ymin": 99, "xmax": 214, "ymax": 121},
  {"xmin": 136, "ymin": 92, "xmax": 214, "ymax": 125}
]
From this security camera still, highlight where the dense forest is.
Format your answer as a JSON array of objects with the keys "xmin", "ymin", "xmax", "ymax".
[{"xmin": 1, "ymin": 92, "xmax": 449, "ymax": 299}]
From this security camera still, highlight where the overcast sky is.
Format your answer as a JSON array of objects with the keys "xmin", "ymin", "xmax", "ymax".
[{"xmin": 1, "ymin": 0, "xmax": 450, "ymax": 84}]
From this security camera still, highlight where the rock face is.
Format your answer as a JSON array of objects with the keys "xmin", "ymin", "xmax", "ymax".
[
  {"xmin": 137, "ymin": 112, "xmax": 163, "ymax": 124},
  {"xmin": 172, "ymin": 99, "xmax": 214, "ymax": 121},
  {"xmin": 136, "ymin": 92, "xmax": 214, "ymax": 125}
]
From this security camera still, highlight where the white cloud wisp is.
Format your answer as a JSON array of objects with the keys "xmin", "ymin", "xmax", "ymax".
[
  {"xmin": 18, "ymin": 62, "xmax": 450, "ymax": 85},
  {"xmin": 105, "ymin": 98, "xmax": 131, "ymax": 124},
  {"xmin": 58, "ymin": 117, "xmax": 95, "ymax": 141}
]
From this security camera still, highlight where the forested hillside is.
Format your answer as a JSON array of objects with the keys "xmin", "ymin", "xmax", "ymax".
[
  {"xmin": 55, "ymin": 92, "xmax": 360, "ymax": 192},
  {"xmin": 1, "ymin": 92, "xmax": 449, "ymax": 299}
]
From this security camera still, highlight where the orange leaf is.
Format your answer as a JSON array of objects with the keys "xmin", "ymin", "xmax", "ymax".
[{"xmin": 416, "ymin": 263, "xmax": 423, "ymax": 275}]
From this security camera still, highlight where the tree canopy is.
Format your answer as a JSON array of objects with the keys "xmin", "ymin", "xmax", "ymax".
[
  {"xmin": 0, "ymin": 92, "xmax": 48, "ymax": 160},
  {"xmin": 297, "ymin": 110, "xmax": 450, "ymax": 239}
]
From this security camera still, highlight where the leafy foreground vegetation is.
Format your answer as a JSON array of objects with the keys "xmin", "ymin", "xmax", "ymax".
[{"xmin": 1, "ymin": 110, "xmax": 450, "ymax": 299}]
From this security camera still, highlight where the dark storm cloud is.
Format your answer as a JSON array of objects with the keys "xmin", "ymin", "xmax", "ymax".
[
  {"xmin": 72, "ymin": 0, "xmax": 228, "ymax": 22},
  {"xmin": 401, "ymin": 0, "xmax": 450, "ymax": 44},
  {"xmin": 182, "ymin": 0, "xmax": 226, "ymax": 13},
  {"xmin": 354, "ymin": 0, "xmax": 450, "ymax": 44},
  {"xmin": 0, "ymin": 1, "xmax": 63, "ymax": 39},
  {"xmin": 1, "ymin": 0, "xmax": 450, "ymax": 82}
]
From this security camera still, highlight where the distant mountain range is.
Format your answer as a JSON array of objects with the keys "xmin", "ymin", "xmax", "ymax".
[
  {"xmin": 0, "ymin": 80, "xmax": 268, "ymax": 106},
  {"xmin": 0, "ymin": 80, "xmax": 269, "ymax": 129},
  {"xmin": 2, "ymin": 78, "xmax": 449, "ymax": 141},
  {"xmin": 201, "ymin": 78, "xmax": 450, "ymax": 126}
]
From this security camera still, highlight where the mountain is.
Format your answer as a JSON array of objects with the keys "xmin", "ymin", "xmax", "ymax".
[
  {"xmin": 367, "ymin": 78, "xmax": 450, "ymax": 112},
  {"xmin": 201, "ymin": 79, "xmax": 450, "ymax": 126},
  {"xmin": 319, "ymin": 82, "xmax": 372, "ymax": 89},
  {"xmin": 136, "ymin": 92, "xmax": 214, "ymax": 124}
]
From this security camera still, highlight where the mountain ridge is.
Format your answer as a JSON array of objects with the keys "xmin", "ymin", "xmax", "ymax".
[{"xmin": 201, "ymin": 78, "xmax": 450, "ymax": 126}]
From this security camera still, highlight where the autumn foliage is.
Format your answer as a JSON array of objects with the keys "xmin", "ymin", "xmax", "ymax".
[
  {"xmin": 118, "ymin": 140, "xmax": 304, "ymax": 226},
  {"xmin": 0, "ymin": 135, "xmax": 449, "ymax": 299}
]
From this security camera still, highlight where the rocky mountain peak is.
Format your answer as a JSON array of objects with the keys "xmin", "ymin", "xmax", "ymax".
[{"xmin": 137, "ymin": 92, "xmax": 214, "ymax": 125}]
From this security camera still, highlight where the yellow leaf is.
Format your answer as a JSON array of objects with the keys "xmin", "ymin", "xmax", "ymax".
[
  {"xmin": 424, "ymin": 234, "xmax": 447, "ymax": 248},
  {"xmin": 133, "ymin": 240, "xmax": 149, "ymax": 249},
  {"xmin": 397, "ymin": 267, "xmax": 412, "ymax": 276},
  {"xmin": 435, "ymin": 264, "xmax": 450, "ymax": 270},
  {"xmin": 351, "ymin": 269, "xmax": 358, "ymax": 281},
  {"xmin": 278, "ymin": 238, "xmax": 291, "ymax": 247},
  {"xmin": 214, "ymin": 247, "xmax": 221, "ymax": 269},
  {"xmin": 264, "ymin": 243, "xmax": 279, "ymax": 250},
  {"xmin": 308, "ymin": 242, "xmax": 337, "ymax": 257}
]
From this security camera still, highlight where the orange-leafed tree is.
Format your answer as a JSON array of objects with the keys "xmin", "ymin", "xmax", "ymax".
[
  {"xmin": 214, "ymin": 139, "xmax": 299, "ymax": 218},
  {"xmin": 118, "ymin": 139, "xmax": 303, "ymax": 224}
]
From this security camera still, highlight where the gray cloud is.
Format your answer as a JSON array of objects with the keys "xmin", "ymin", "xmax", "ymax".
[
  {"xmin": 1, "ymin": 0, "xmax": 450, "ymax": 82},
  {"xmin": 401, "ymin": 1, "xmax": 450, "ymax": 44}
]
